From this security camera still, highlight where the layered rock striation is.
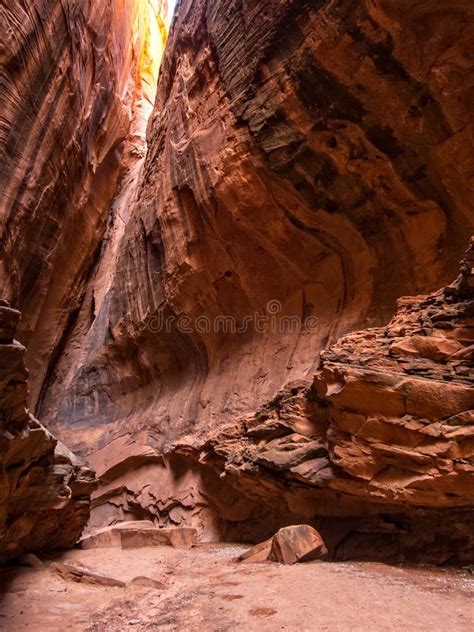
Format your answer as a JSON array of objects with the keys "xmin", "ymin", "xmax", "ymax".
[
  {"xmin": 40, "ymin": 0, "xmax": 473, "ymax": 451},
  {"xmin": 0, "ymin": 0, "xmax": 168, "ymax": 406},
  {"xmin": 172, "ymin": 239, "xmax": 473, "ymax": 562},
  {"xmin": 0, "ymin": 302, "xmax": 96, "ymax": 564},
  {"xmin": 0, "ymin": 0, "xmax": 473, "ymax": 561}
]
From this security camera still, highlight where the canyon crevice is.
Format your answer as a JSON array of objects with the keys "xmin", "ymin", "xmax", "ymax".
[
  {"xmin": 0, "ymin": 0, "xmax": 168, "ymax": 407},
  {"xmin": 1, "ymin": 0, "xmax": 473, "ymax": 563}
]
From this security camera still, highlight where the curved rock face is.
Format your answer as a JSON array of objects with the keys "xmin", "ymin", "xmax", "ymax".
[
  {"xmin": 0, "ymin": 0, "xmax": 168, "ymax": 406},
  {"xmin": 0, "ymin": 0, "xmax": 168, "ymax": 562},
  {"xmin": 0, "ymin": 301, "xmax": 96, "ymax": 564},
  {"xmin": 32, "ymin": 0, "xmax": 473, "ymax": 547},
  {"xmin": 0, "ymin": 0, "xmax": 473, "ymax": 561},
  {"xmin": 178, "ymin": 240, "xmax": 473, "ymax": 562}
]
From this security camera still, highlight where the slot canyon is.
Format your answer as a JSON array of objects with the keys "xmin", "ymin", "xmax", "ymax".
[{"xmin": 0, "ymin": 0, "xmax": 473, "ymax": 630}]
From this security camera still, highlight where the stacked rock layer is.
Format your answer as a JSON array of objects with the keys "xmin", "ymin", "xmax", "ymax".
[
  {"xmin": 173, "ymin": 239, "xmax": 473, "ymax": 562},
  {"xmin": 0, "ymin": 302, "xmax": 96, "ymax": 563}
]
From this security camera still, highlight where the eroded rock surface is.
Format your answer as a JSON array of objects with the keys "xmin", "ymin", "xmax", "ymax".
[
  {"xmin": 0, "ymin": 0, "xmax": 473, "ymax": 562},
  {"xmin": 51, "ymin": 561, "xmax": 126, "ymax": 588},
  {"xmin": 0, "ymin": 303, "xmax": 96, "ymax": 564},
  {"xmin": 238, "ymin": 525, "xmax": 327, "ymax": 565},
  {"xmin": 0, "ymin": 0, "xmax": 168, "ymax": 405},
  {"xmin": 80, "ymin": 521, "xmax": 197, "ymax": 550},
  {"xmin": 175, "ymin": 240, "xmax": 474, "ymax": 562},
  {"xmin": 30, "ymin": 0, "xmax": 474, "ymax": 538}
]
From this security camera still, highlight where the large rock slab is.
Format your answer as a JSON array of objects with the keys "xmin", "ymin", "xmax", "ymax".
[
  {"xmin": 269, "ymin": 526, "xmax": 328, "ymax": 565},
  {"xmin": 51, "ymin": 562, "xmax": 126, "ymax": 588},
  {"xmin": 80, "ymin": 522, "xmax": 197, "ymax": 550}
]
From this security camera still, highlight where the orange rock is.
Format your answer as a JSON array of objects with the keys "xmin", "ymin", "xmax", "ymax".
[
  {"xmin": 390, "ymin": 336, "xmax": 461, "ymax": 361},
  {"xmin": 185, "ymin": 242, "xmax": 474, "ymax": 563},
  {"xmin": 238, "ymin": 525, "xmax": 327, "ymax": 565},
  {"xmin": 80, "ymin": 522, "xmax": 197, "ymax": 550},
  {"xmin": 0, "ymin": 304, "xmax": 97, "ymax": 564},
  {"xmin": 16, "ymin": 0, "xmax": 472, "ymax": 544},
  {"xmin": 51, "ymin": 562, "xmax": 126, "ymax": 588},
  {"xmin": 268, "ymin": 526, "xmax": 328, "ymax": 565},
  {"xmin": 237, "ymin": 539, "xmax": 273, "ymax": 564},
  {"xmin": 1, "ymin": 0, "xmax": 474, "ymax": 566}
]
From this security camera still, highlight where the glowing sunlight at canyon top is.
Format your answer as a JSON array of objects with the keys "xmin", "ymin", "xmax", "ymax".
[{"xmin": 167, "ymin": 0, "xmax": 178, "ymax": 25}]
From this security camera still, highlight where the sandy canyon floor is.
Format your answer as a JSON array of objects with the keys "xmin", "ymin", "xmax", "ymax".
[{"xmin": 0, "ymin": 545, "xmax": 472, "ymax": 631}]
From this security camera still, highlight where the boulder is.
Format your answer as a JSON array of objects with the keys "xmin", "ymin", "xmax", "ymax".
[
  {"xmin": 269, "ymin": 525, "xmax": 328, "ymax": 565},
  {"xmin": 238, "ymin": 525, "xmax": 327, "ymax": 565}
]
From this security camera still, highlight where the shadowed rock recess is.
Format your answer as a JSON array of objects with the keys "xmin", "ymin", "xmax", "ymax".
[{"xmin": 0, "ymin": 0, "xmax": 473, "ymax": 562}]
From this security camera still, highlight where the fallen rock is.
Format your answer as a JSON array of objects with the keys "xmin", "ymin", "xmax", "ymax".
[
  {"xmin": 80, "ymin": 520, "xmax": 156, "ymax": 549},
  {"xmin": 269, "ymin": 525, "xmax": 328, "ymax": 565},
  {"xmin": 51, "ymin": 562, "xmax": 125, "ymax": 588},
  {"xmin": 80, "ymin": 522, "xmax": 197, "ymax": 550},
  {"xmin": 128, "ymin": 575, "xmax": 168, "ymax": 590},
  {"xmin": 238, "ymin": 525, "xmax": 327, "ymax": 565},
  {"xmin": 121, "ymin": 526, "xmax": 197, "ymax": 550},
  {"xmin": 237, "ymin": 539, "xmax": 273, "ymax": 564}
]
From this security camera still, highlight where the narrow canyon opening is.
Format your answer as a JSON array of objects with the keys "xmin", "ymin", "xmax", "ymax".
[{"xmin": 0, "ymin": 0, "xmax": 473, "ymax": 629}]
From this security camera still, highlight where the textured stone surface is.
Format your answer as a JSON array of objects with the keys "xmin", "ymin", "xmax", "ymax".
[
  {"xmin": 0, "ymin": 303, "xmax": 96, "ymax": 564},
  {"xmin": 0, "ymin": 0, "xmax": 473, "ymax": 562},
  {"xmin": 80, "ymin": 521, "xmax": 197, "ymax": 549},
  {"xmin": 269, "ymin": 525, "xmax": 327, "ymax": 565},
  {"xmin": 175, "ymin": 240, "xmax": 474, "ymax": 562},
  {"xmin": 32, "ymin": 0, "xmax": 473, "ymax": 525},
  {"xmin": 238, "ymin": 525, "xmax": 327, "ymax": 565},
  {"xmin": 51, "ymin": 561, "xmax": 126, "ymax": 588},
  {"xmin": 0, "ymin": 0, "xmax": 168, "ymax": 406}
]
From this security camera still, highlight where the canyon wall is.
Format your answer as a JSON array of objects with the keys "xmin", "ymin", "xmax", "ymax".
[
  {"xmin": 0, "ymin": 0, "xmax": 473, "ymax": 560},
  {"xmin": 173, "ymin": 240, "xmax": 473, "ymax": 562},
  {"xmin": 0, "ymin": 0, "xmax": 168, "ymax": 407},
  {"xmin": 0, "ymin": 301, "xmax": 96, "ymax": 563},
  {"xmin": 0, "ymin": 0, "xmax": 169, "ymax": 560},
  {"xmin": 38, "ymin": 0, "xmax": 473, "ymax": 547}
]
